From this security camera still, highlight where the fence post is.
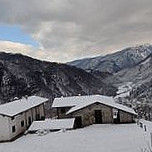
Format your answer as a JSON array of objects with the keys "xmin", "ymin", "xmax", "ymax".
[
  {"xmin": 144, "ymin": 125, "xmax": 146, "ymax": 132},
  {"xmin": 150, "ymin": 132, "xmax": 152, "ymax": 149}
]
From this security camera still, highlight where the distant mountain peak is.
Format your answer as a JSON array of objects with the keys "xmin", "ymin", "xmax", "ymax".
[{"xmin": 68, "ymin": 44, "xmax": 152, "ymax": 73}]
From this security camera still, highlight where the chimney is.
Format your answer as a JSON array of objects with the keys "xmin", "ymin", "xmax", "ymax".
[{"xmin": 24, "ymin": 95, "xmax": 28, "ymax": 100}]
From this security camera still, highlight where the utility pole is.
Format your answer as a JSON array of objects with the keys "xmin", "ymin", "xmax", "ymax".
[{"xmin": 150, "ymin": 132, "xmax": 152, "ymax": 149}]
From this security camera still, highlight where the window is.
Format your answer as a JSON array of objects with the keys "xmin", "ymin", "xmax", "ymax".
[
  {"xmin": 61, "ymin": 108, "xmax": 65, "ymax": 113},
  {"xmin": 21, "ymin": 121, "xmax": 24, "ymax": 127},
  {"xmin": 12, "ymin": 125, "xmax": 16, "ymax": 133},
  {"xmin": 36, "ymin": 114, "xmax": 40, "ymax": 120},
  {"xmin": 114, "ymin": 112, "xmax": 117, "ymax": 116}
]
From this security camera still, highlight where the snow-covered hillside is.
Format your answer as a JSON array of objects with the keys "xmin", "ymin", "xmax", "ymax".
[
  {"xmin": 68, "ymin": 44, "xmax": 152, "ymax": 120},
  {"xmin": 0, "ymin": 52, "xmax": 117, "ymax": 104},
  {"xmin": 68, "ymin": 44, "xmax": 152, "ymax": 73},
  {"xmin": 0, "ymin": 123, "xmax": 151, "ymax": 152},
  {"xmin": 114, "ymin": 53, "xmax": 152, "ymax": 106},
  {"xmin": 115, "ymin": 82, "xmax": 134, "ymax": 98},
  {"xmin": 68, "ymin": 44, "xmax": 152, "ymax": 108}
]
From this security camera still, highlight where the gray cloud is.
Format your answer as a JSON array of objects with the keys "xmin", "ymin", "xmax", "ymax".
[{"xmin": 0, "ymin": 0, "xmax": 152, "ymax": 62}]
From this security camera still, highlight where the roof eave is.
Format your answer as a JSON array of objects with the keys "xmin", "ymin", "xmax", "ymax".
[
  {"xmin": 66, "ymin": 101, "xmax": 137, "ymax": 116},
  {"xmin": 0, "ymin": 101, "xmax": 47, "ymax": 117}
]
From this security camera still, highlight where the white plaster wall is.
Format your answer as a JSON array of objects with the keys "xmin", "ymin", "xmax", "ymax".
[
  {"xmin": 0, "ymin": 115, "xmax": 10, "ymax": 141},
  {"xmin": 0, "ymin": 103, "xmax": 45, "ymax": 141},
  {"xmin": 8, "ymin": 113, "xmax": 27, "ymax": 140}
]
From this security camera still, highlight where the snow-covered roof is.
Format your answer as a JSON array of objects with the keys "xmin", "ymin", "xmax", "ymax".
[
  {"xmin": 52, "ymin": 96, "xmax": 78, "ymax": 108},
  {"xmin": 0, "ymin": 96, "xmax": 48, "ymax": 117},
  {"xmin": 28, "ymin": 118, "xmax": 75, "ymax": 131},
  {"xmin": 52, "ymin": 95, "xmax": 137, "ymax": 115}
]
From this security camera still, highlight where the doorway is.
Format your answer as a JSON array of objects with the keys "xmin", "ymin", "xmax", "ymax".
[
  {"xmin": 94, "ymin": 110, "xmax": 102, "ymax": 124},
  {"xmin": 74, "ymin": 116, "xmax": 82, "ymax": 128},
  {"xmin": 28, "ymin": 117, "xmax": 32, "ymax": 126},
  {"xmin": 113, "ymin": 111, "xmax": 120, "ymax": 124}
]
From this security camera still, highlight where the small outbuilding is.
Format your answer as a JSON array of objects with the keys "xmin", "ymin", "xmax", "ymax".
[
  {"xmin": 52, "ymin": 95, "xmax": 137, "ymax": 128},
  {"xmin": 28, "ymin": 118, "xmax": 75, "ymax": 133},
  {"xmin": 0, "ymin": 96, "xmax": 48, "ymax": 142}
]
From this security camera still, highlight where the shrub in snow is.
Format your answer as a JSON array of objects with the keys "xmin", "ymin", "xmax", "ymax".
[{"xmin": 36, "ymin": 130, "xmax": 49, "ymax": 136}]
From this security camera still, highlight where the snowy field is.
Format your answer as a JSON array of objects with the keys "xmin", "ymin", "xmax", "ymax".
[{"xmin": 0, "ymin": 122, "xmax": 151, "ymax": 152}]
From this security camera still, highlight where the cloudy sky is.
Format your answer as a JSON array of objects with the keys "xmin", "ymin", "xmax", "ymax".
[{"xmin": 0, "ymin": 0, "xmax": 152, "ymax": 62}]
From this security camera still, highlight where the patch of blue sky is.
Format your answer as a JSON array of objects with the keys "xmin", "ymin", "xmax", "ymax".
[{"xmin": 0, "ymin": 25, "xmax": 39, "ymax": 47}]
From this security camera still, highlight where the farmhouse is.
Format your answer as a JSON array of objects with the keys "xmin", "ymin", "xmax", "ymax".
[
  {"xmin": 0, "ymin": 96, "xmax": 48, "ymax": 142},
  {"xmin": 52, "ymin": 95, "xmax": 137, "ymax": 128}
]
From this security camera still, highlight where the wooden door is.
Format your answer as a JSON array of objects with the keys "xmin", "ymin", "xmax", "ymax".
[
  {"xmin": 94, "ymin": 110, "xmax": 102, "ymax": 124},
  {"xmin": 74, "ymin": 116, "xmax": 82, "ymax": 128}
]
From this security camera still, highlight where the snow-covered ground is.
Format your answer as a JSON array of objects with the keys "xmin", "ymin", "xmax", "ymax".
[{"xmin": 0, "ymin": 122, "xmax": 151, "ymax": 152}]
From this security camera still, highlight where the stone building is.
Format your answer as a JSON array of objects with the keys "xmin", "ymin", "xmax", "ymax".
[
  {"xmin": 52, "ymin": 95, "xmax": 137, "ymax": 128},
  {"xmin": 0, "ymin": 96, "xmax": 48, "ymax": 142}
]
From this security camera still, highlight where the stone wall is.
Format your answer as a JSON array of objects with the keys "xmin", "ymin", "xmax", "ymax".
[
  {"xmin": 67, "ymin": 102, "xmax": 113, "ymax": 127},
  {"xmin": 119, "ymin": 111, "xmax": 134, "ymax": 123},
  {"xmin": 57, "ymin": 107, "xmax": 71, "ymax": 119},
  {"xmin": 55, "ymin": 102, "xmax": 135, "ymax": 127}
]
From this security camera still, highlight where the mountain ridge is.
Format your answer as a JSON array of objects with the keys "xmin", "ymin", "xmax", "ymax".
[
  {"xmin": 68, "ymin": 44, "xmax": 152, "ymax": 73},
  {"xmin": 68, "ymin": 44, "xmax": 152, "ymax": 119},
  {"xmin": 0, "ymin": 51, "xmax": 117, "ymax": 105}
]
